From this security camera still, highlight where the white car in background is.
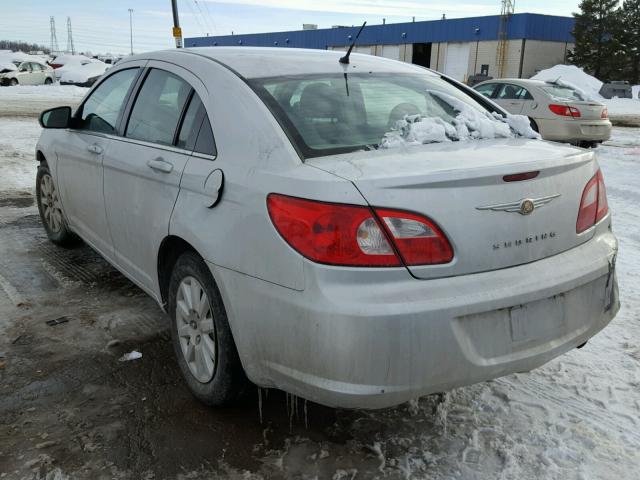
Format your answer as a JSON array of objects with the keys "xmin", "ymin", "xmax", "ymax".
[
  {"xmin": 0, "ymin": 60, "xmax": 55, "ymax": 86},
  {"xmin": 52, "ymin": 55, "xmax": 109, "ymax": 87},
  {"xmin": 474, "ymin": 78, "xmax": 612, "ymax": 147}
]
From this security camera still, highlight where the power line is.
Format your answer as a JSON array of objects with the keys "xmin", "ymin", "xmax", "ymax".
[
  {"xmin": 200, "ymin": 0, "xmax": 218, "ymax": 35},
  {"xmin": 194, "ymin": 0, "xmax": 214, "ymax": 34},
  {"xmin": 183, "ymin": 0, "xmax": 207, "ymax": 36}
]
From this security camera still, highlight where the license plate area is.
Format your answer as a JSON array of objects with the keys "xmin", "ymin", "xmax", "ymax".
[{"xmin": 509, "ymin": 294, "xmax": 566, "ymax": 343}]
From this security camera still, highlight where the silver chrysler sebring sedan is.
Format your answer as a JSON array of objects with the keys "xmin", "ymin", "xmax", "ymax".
[{"xmin": 35, "ymin": 48, "xmax": 619, "ymax": 409}]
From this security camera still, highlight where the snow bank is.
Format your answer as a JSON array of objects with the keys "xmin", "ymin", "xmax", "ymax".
[
  {"xmin": 381, "ymin": 91, "xmax": 539, "ymax": 149},
  {"xmin": 633, "ymin": 85, "xmax": 639, "ymax": 99},
  {"xmin": 0, "ymin": 85, "xmax": 88, "ymax": 101},
  {"xmin": 0, "ymin": 50, "xmax": 48, "ymax": 66},
  {"xmin": 531, "ymin": 64, "xmax": 604, "ymax": 101}
]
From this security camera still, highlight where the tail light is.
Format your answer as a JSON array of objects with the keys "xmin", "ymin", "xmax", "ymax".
[
  {"xmin": 267, "ymin": 194, "xmax": 453, "ymax": 267},
  {"xmin": 576, "ymin": 169, "xmax": 609, "ymax": 233},
  {"xmin": 601, "ymin": 107, "xmax": 608, "ymax": 119},
  {"xmin": 549, "ymin": 104, "xmax": 581, "ymax": 118}
]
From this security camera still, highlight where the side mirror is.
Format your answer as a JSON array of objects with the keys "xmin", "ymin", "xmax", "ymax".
[{"xmin": 39, "ymin": 106, "xmax": 72, "ymax": 129}]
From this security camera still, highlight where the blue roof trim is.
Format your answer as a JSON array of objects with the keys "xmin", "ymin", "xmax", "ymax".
[{"xmin": 186, "ymin": 13, "xmax": 574, "ymax": 49}]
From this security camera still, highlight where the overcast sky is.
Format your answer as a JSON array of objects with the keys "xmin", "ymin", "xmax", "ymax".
[{"xmin": 0, "ymin": 0, "xmax": 582, "ymax": 55}]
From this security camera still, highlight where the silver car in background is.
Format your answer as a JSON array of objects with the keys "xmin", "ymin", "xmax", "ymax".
[
  {"xmin": 474, "ymin": 78, "xmax": 612, "ymax": 147},
  {"xmin": 34, "ymin": 48, "xmax": 619, "ymax": 409}
]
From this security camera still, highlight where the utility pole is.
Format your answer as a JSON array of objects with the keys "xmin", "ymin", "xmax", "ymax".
[
  {"xmin": 50, "ymin": 16, "xmax": 59, "ymax": 55},
  {"xmin": 128, "ymin": 9, "xmax": 134, "ymax": 55},
  {"xmin": 66, "ymin": 17, "xmax": 75, "ymax": 55},
  {"xmin": 171, "ymin": 0, "xmax": 183, "ymax": 48}
]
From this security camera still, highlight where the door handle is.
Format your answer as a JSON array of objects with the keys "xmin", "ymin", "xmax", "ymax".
[
  {"xmin": 87, "ymin": 144, "xmax": 103, "ymax": 154},
  {"xmin": 147, "ymin": 158, "xmax": 173, "ymax": 173}
]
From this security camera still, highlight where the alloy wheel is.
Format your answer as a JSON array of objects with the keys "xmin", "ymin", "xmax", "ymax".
[
  {"xmin": 40, "ymin": 173, "xmax": 63, "ymax": 233},
  {"xmin": 176, "ymin": 276, "xmax": 217, "ymax": 383}
]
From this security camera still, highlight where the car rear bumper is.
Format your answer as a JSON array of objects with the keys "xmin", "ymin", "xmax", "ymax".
[
  {"xmin": 211, "ymin": 224, "xmax": 619, "ymax": 409},
  {"xmin": 537, "ymin": 118, "xmax": 612, "ymax": 142}
]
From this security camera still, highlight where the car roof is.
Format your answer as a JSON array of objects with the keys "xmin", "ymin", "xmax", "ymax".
[{"xmin": 132, "ymin": 47, "xmax": 440, "ymax": 80}]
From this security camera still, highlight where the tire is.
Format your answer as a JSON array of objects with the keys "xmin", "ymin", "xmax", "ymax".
[
  {"xmin": 9, "ymin": 78, "xmax": 18, "ymax": 86},
  {"xmin": 528, "ymin": 117, "xmax": 539, "ymax": 133},
  {"xmin": 168, "ymin": 251, "xmax": 250, "ymax": 406},
  {"xmin": 44, "ymin": 77, "xmax": 53, "ymax": 85},
  {"xmin": 36, "ymin": 162, "xmax": 79, "ymax": 246}
]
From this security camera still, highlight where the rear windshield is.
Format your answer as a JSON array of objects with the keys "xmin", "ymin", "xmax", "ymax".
[
  {"xmin": 540, "ymin": 84, "xmax": 586, "ymax": 101},
  {"xmin": 249, "ymin": 73, "xmax": 500, "ymax": 159}
]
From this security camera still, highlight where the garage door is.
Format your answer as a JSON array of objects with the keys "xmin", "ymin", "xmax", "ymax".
[
  {"xmin": 379, "ymin": 45, "xmax": 400, "ymax": 60},
  {"xmin": 443, "ymin": 43, "xmax": 471, "ymax": 81}
]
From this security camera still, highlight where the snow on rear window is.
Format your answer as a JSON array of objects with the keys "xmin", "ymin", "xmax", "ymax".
[{"xmin": 380, "ymin": 91, "xmax": 539, "ymax": 149}]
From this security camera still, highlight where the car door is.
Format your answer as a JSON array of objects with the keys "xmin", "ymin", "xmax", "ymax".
[
  {"xmin": 494, "ymin": 83, "xmax": 526, "ymax": 114},
  {"xmin": 30, "ymin": 63, "xmax": 45, "ymax": 84},
  {"xmin": 56, "ymin": 66, "xmax": 142, "ymax": 259},
  {"xmin": 16, "ymin": 62, "xmax": 33, "ymax": 85},
  {"xmin": 102, "ymin": 63, "xmax": 198, "ymax": 292}
]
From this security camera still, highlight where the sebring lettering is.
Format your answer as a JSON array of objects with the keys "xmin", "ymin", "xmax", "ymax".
[{"xmin": 493, "ymin": 232, "xmax": 556, "ymax": 250}]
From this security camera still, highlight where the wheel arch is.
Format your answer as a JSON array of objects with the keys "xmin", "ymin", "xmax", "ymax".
[{"xmin": 157, "ymin": 235, "xmax": 200, "ymax": 306}]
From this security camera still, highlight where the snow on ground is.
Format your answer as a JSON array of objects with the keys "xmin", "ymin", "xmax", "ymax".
[
  {"xmin": 0, "ymin": 84, "xmax": 87, "ymax": 117},
  {"xmin": 0, "ymin": 112, "xmax": 638, "ymax": 477},
  {"xmin": 532, "ymin": 65, "xmax": 640, "ymax": 119},
  {"xmin": 0, "ymin": 118, "xmax": 41, "ymax": 191},
  {"xmin": 0, "ymin": 84, "xmax": 88, "ymax": 101}
]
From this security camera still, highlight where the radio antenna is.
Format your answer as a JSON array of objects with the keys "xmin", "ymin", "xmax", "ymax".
[{"xmin": 339, "ymin": 21, "xmax": 367, "ymax": 65}]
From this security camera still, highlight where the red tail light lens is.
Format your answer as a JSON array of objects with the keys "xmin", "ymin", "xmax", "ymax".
[
  {"xmin": 601, "ymin": 107, "xmax": 608, "ymax": 119},
  {"xmin": 576, "ymin": 169, "xmax": 609, "ymax": 233},
  {"xmin": 376, "ymin": 209, "xmax": 454, "ymax": 265},
  {"xmin": 267, "ymin": 194, "xmax": 453, "ymax": 267},
  {"xmin": 549, "ymin": 104, "xmax": 581, "ymax": 118}
]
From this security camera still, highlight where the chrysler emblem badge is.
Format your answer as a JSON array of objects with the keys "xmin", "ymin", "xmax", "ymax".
[
  {"xmin": 476, "ymin": 194, "xmax": 561, "ymax": 216},
  {"xmin": 519, "ymin": 199, "xmax": 535, "ymax": 215}
]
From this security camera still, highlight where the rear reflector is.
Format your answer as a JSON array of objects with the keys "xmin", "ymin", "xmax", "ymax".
[
  {"xmin": 503, "ymin": 171, "xmax": 539, "ymax": 182},
  {"xmin": 576, "ymin": 169, "xmax": 609, "ymax": 233},
  {"xmin": 549, "ymin": 104, "xmax": 581, "ymax": 118},
  {"xmin": 267, "ymin": 194, "xmax": 453, "ymax": 267}
]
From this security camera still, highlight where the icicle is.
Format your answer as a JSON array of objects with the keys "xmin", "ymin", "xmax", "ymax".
[
  {"xmin": 304, "ymin": 399, "xmax": 309, "ymax": 430},
  {"xmin": 258, "ymin": 387, "xmax": 263, "ymax": 424},
  {"xmin": 289, "ymin": 394, "xmax": 295, "ymax": 432}
]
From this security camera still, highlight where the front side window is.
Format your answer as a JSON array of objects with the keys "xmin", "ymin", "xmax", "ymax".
[
  {"xmin": 475, "ymin": 83, "xmax": 498, "ymax": 98},
  {"xmin": 126, "ymin": 69, "xmax": 192, "ymax": 146},
  {"xmin": 78, "ymin": 68, "xmax": 139, "ymax": 134},
  {"xmin": 250, "ymin": 72, "xmax": 503, "ymax": 158}
]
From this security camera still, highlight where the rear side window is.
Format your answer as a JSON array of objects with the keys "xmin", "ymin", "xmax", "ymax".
[
  {"xmin": 176, "ymin": 93, "xmax": 217, "ymax": 156},
  {"xmin": 497, "ymin": 84, "xmax": 533, "ymax": 100},
  {"xmin": 126, "ymin": 69, "xmax": 192, "ymax": 146},
  {"xmin": 78, "ymin": 68, "xmax": 139, "ymax": 134}
]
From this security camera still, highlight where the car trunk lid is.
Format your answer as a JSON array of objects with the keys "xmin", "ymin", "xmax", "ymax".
[{"xmin": 307, "ymin": 138, "xmax": 599, "ymax": 279}]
